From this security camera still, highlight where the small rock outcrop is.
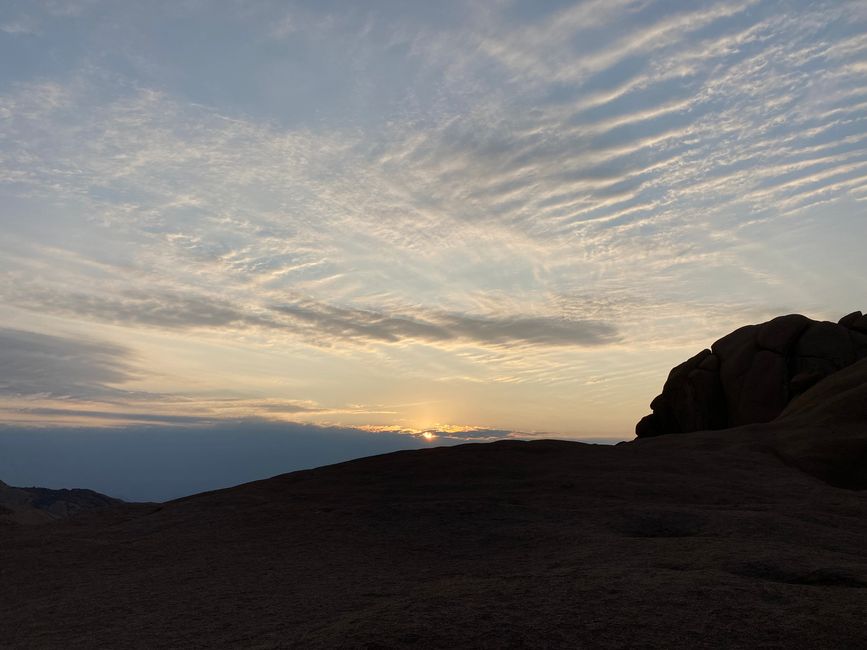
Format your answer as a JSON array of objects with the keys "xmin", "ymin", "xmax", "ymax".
[{"xmin": 636, "ymin": 311, "xmax": 867, "ymax": 438}]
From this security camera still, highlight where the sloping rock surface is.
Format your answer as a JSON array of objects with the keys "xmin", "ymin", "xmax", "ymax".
[
  {"xmin": 636, "ymin": 311, "xmax": 867, "ymax": 437},
  {"xmin": 1, "ymin": 360, "xmax": 867, "ymax": 648}
]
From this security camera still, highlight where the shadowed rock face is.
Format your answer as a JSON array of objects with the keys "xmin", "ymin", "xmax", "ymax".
[{"xmin": 636, "ymin": 311, "xmax": 867, "ymax": 438}]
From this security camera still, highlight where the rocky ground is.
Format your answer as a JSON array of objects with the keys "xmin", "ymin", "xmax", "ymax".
[{"xmin": 2, "ymin": 316, "xmax": 867, "ymax": 648}]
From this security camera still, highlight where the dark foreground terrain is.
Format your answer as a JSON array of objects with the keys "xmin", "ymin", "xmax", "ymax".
[{"xmin": 2, "ymin": 361, "xmax": 867, "ymax": 647}]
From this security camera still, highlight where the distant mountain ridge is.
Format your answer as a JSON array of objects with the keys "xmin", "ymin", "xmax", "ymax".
[{"xmin": 0, "ymin": 479, "xmax": 121, "ymax": 524}]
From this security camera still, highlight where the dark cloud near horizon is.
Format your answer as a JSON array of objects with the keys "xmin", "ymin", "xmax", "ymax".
[
  {"xmin": 12, "ymin": 403, "xmax": 324, "ymax": 424},
  {"xmin": 423, "ymin": 427, "xmax": 624, "ymax": 444},
  {"xmin": 227, "ymin": 401, "xmax": 324, "ymax": 414},
  {"xmin": 10, "ymin": 408, "xmax": 215, "ymax": 425},
  {"xmin": 0, "ymin": 328, "xmax": 135, "ymax": 400},
  {"xmin": 428, "ymin": 427, "xmax": 513, "ymax": 441}
]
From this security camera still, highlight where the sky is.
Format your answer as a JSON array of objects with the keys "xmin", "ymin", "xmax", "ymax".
[{"xmin": 1, "ymin": 1, "xmax": 866, "ymax": 499}]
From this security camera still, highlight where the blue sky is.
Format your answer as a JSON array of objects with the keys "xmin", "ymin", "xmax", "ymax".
[{"xmin": 1, "ymin": 1, "xmax": 866, "ymax": 497}]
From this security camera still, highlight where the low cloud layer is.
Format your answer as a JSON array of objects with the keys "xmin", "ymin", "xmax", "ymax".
[
  {"xmin": 10, "ymin": 408, "xmax": 217, "ymax": 425},
  {"xmin": 0, "ymin": 328, "xmax": 135, "ymax": 400}
]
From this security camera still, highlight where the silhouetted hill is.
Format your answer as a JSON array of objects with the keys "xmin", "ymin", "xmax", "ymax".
[
  {"xmin": 2, "ymin": 355, "xmax": 867, "ymax": 647},
  {"xmin": 0, "ymin": 480, "xmax": 121, "ymax": 525}
]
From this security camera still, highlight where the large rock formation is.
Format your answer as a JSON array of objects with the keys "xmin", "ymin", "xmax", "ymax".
[{"xmin": 636, "ymin": 311, "xmax": 867, "ymax": 438}]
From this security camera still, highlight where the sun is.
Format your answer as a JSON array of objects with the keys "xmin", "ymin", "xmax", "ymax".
[{"xmin": 421, "ymin": 431, "xmax": 436, "ymax": 441}]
